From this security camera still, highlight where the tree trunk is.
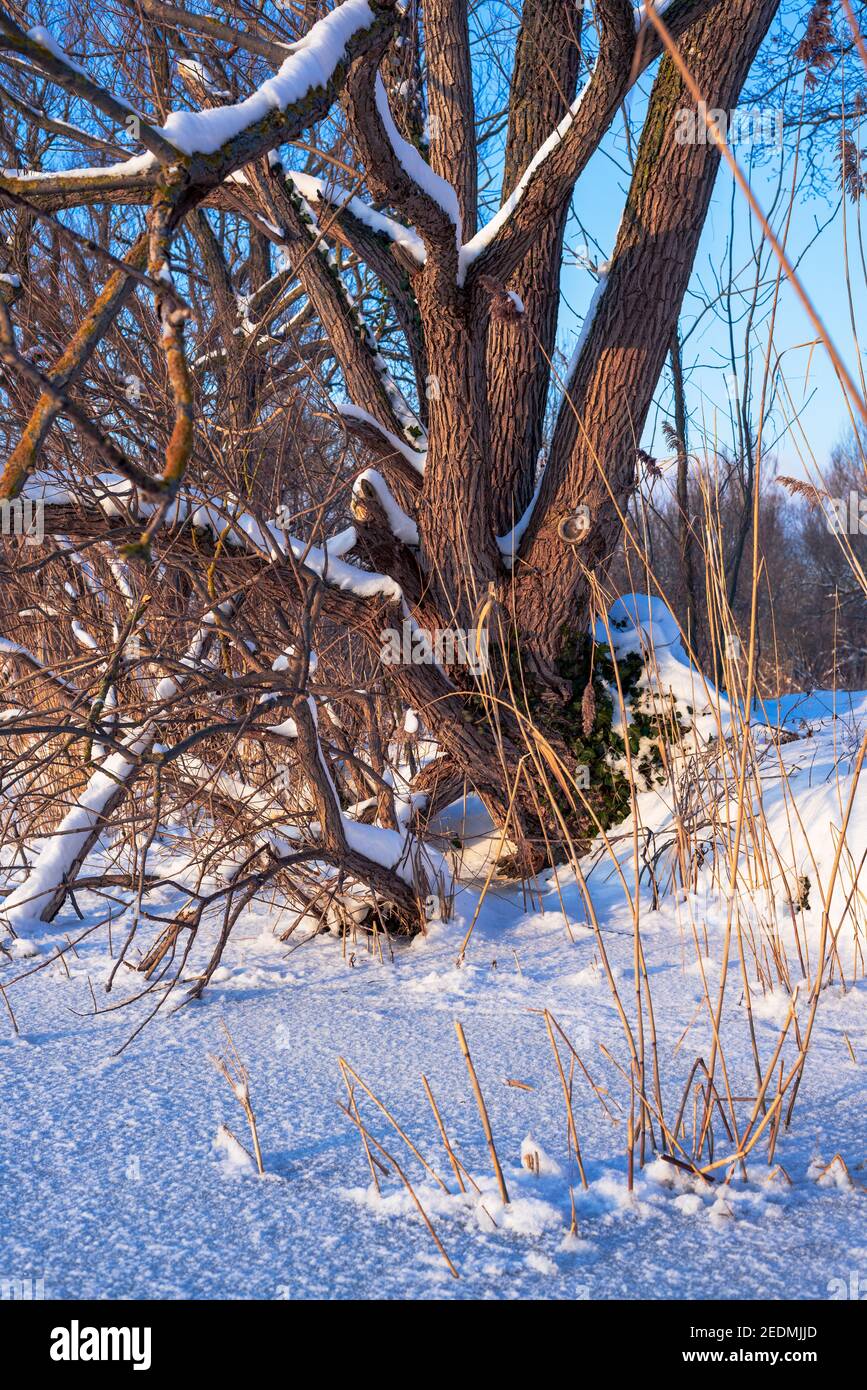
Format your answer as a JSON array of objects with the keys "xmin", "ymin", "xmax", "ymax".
[{"xmin": 515, "ymin": 0, "xmax": 780, "ymax": 673}]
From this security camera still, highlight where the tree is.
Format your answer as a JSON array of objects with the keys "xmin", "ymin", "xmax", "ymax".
[{"xmin": 0, "ymin": 0, "xmax": 784, "ymax": 942}]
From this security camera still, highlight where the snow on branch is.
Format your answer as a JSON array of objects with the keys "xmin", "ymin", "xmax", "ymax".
[
  {"xmin": 633, "ymin": 0, "xmax": 676, "ymax": 29},
  {"xmin": 0, "ymin": 606, "xmax": 233, "ymax": 933},
  {"xmin": 0, "ymin": 0, "xmax": 398, "ymax": 199},
  {"xmin": 353, "ymin": 468, "xmax": 419, "ymax": 546},
  {"xmin": 338, "ymin": 403, "xmax": 427, "ymax": 473},
  {"xmin": 23, "ymin": 471, "xmax": 403, "ymax": 604},
  {"xmin": 458, "ymin": 68, "xmax": 596, "ymax": 285},
  {"xmin": 0, "ymin": 724, "xmax": 156, "ymax": 932},
  {"xmin": 459, "ymin": 0, "xmax": 719, "ymax": 288},
  {"xmin": 283, "ymin": 531, "xmax": 403, "ymax": 602},
  {"xmin": 371, "ymin": 74, "xmax": 461, "ymax": 251},
  {"xmin": 286, "ymin": 168, "xmax": 426, "ymax": 267},
  {"xmin": 496, "ymin": 477, "xmax": 542, "ymax": 568},
  {"xmin": 158, "ymin": 0, "xmax": 390, "ymax": 158},
  {"xmin": 0, "ymin": 636, "xmax": 83, "ymax": 700},
  {"xmin": 344, "ymin": 58, "xmax": 464, "ymax": 267},
  {"xmin": 168, "ymin": 750, "xmax": 443, "ymax": 896}
]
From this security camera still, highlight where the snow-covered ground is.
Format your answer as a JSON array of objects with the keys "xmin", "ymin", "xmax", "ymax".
[{"xmin": 2, "ymin": 681, "xmax": 866, "ymax": 1301}]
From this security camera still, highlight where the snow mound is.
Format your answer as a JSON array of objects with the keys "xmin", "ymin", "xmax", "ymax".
[{"xmin": 596, "ymin": 593, "xmax": 733, "ymax": 742}]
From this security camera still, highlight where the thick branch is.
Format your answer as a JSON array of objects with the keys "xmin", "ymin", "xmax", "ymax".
[
  {"xmin": 486, "ymin": 0, "xmax": 583, "ymax": 532},
  {"xmin": 463, "ymin": 0, "xmax": 723, "ymax": 289},
  {"xmin": 424, "ymin": 0, "xmax": 477, "ymax": 235},
  {"xmin": 344, "ymin": 49, "xmax": 462, "ymax": 285}
]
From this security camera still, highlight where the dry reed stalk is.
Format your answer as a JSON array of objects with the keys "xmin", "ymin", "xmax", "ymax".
[
  {"xmin": 455, "ymin": 752, "xmax": 530, "ymax": 963},
  {"xmin": 767, "ymin": 1165, "xmax": 792, "ymax": 1185},
  {"xmin": 340, "ymin": 1060, "xmax": 381, "ymax": 1195},
  {"xmin": 659, "ymin": 1153, "xmax": 715, "ymax": 1186},
  {"xmin": 338, "ymin": 1057, "xmax": 448, "ymax": 1192},
  {"xmin": 599, "ymin": 1041, "xmax": 706, "ymax": 1174},
  {"xmin": 842, "ymin": 0, "xmax": 867, "ymax": 75},
  {"xmin": 594, "ymin": 591, "xmax": 669, "ymax": 1152},
  {"xmin": 644, "ymin": 4, "xmax": 867, "ymax": 431},
  {"xmin": 784, "ymin": 733, "xmax": 867, "ymax": 1126},
  {"xmin": 813, "ymin": 1153, "xmax": 858, "ymax": 1188},
  {"xmin": 627, "ymin": 1073, "xmax": 635, "ymax": 1193},
  {"xmin": 454, "ymin": 1019, "xmax": 509, "ymax": 1206},
  {"xmin": 541, "ymin": 1011, "xmax": 620, "ymax": 1123},
  {"xmin": 209, "ymin": 1021, "xmax": 264, "ymax": 1176},
  {"xmin": 493, "ymin": 706, "xmax": 645, "ymax": 1096},
  {"xmin": 0, "ymin": 983, "xmax": 19, "ymax": 1035},
  {"xmin": 421, "ymin": 1073, "xmax": 465, "ymax": 1194},
  {"xmin": 698, "ymin": 1080, "xmax": 796, "ymax": 1176},
  {"xmin": 767, "ymin": 1061, "xmax": 785, "ymax": 1167},
  {"xmin": 543, "ymin": 1009, "xmax": 588, "ymax": 1189}
]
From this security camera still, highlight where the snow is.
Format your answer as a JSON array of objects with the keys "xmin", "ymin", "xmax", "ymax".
[
  {"xmin": 2, "ymin": 739, "xmax": 865, "ymax": 1296},
  {"xmin": 338, "ymin": 403, "xmax": 427, "ymax": 470},
  {"xmin": 496, "ymin": 473, "xmax": 542, "ymax": 564},
  {"xmin": 213, "ymin": 1124, "xmax": 257, "ymax": 1176},
  {"xmin": 755, "ymin": 689, "xmax": 867, "ymax": 730},
  {"xmin": 158, "ymin": 0, "xmax": 379, "ymax": 157},
  {"xmin": 2, "ymin": 154, "xmax": 157, "ymax": 182},
  {"xmin": 176, "ymin": 60, "xmax": 229, "ymax": 100},
  {"xmin": 154, "ymin": 619, "xmax": 215, "ymax": 703},
  {"xmin": 634, "ymin": 1, "xmax": 675, "ymax": 29},
  {"xmin": 353, "ymin": 468, "xmax": 419, "ymax": 546},
  {"xmin": 563, "ymin": 267, "xmax": 609, "ymax": 384},
  {"xmin": 24, "ymin": 471, "xmax": 402, "ymax": 603},
  {"xmin": 596, "ymin": 593, "xmax": 734, "ymax": 743},
  {"xmin": 284, "ymin": 532, "xmax": 402, "ymax": 601},
  {"xmin": 0, "ymin": 726, "xmax": 153, "ymax": 933},
  {"xmin": 342, "ymin": 818, "xmax": 431, "ymax": 886},
  {"xmin": 286, "ymin": 169, "xmax": 426, "ymax": 266},
  {"xmin": 0, "ymin": 636, "xmax": 81, "ymax": 696},
  {"xmin": 373, "ymin": 74, "xmax": 462, "ymax": 255},
  {"xmin": 177, "ymin": 60, "xmax": 215, "ymax": 86},
  {"xmin": 27, "ymin": 25, "xmax": 97, "ymax": 86},
  {"xmin": 71, "ymin": 619, "xmax": 99, "ymax": 652},
  {"xmin": 7, "ymin": 0, "xmax": 380, "ymax": 184},
  {"xmin": 1, "ymin": 596, "xmax": 865, "ymax": 1299}
]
